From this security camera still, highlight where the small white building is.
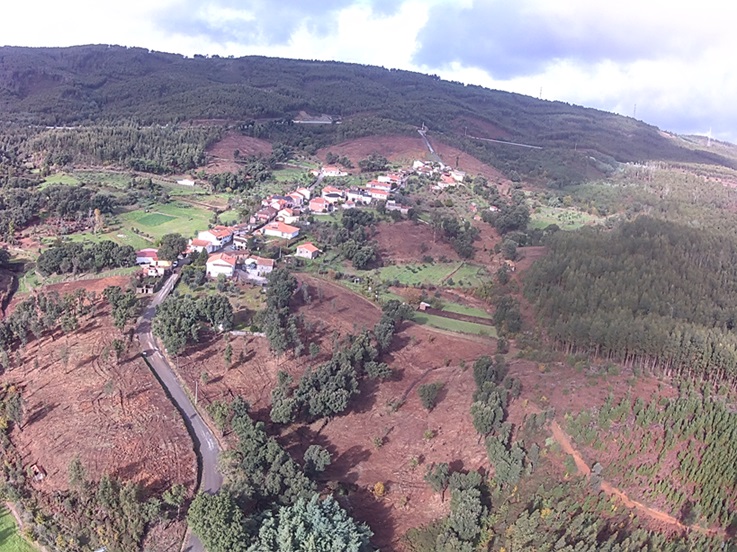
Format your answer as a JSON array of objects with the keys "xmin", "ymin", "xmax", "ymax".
[
  {"xmin": 233, "ymin": 235, "xmax": 251, "ymax": 251},
  {"xmin": 295, "ymin": 243, "xmax": 321, "ymax": 260},
  {"xmin": 188, "ymin": 239, "xmax": 217, "ymax": 254},
  {"xmin": 176, "ymin": 178, "xmax": 196, "ymax": 186},
  {"xmin": 244, "ymin": 256, "xmax": 275, "ymax": 277},
  {"xmin": 309, "ymin": 197, "xmax": 331, "ymax": 214},
  {"xmin": 277, "ymin": 208, "xmax": 300, "ymax": 225},
  {"xmin": 295, "ymin": 187, "xmax": 312, "ymax": 201},
  {"xmin": 198, "ymin": 226, "xmax": 234, "ymax": 249},
  {"xmin": 136, "ymin": 248, "xmax": 159, "ymax": 265},
  {"xmin": 262, "ymin": 221, "xmax": 300, "ymax": 240},
  {"xmin": 346, "ymin": 188, "xmax": 372, "ymax": 205},
  {"xmin": 206, "ymin": 253, "xmax": 237, "ymax": 278}
]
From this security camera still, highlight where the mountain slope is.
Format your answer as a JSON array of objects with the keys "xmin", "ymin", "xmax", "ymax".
[{"xmin": 0, "ymin": 45, "xmax": 734, "ymax": 181}]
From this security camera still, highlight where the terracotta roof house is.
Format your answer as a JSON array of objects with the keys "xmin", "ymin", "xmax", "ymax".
[
  {"xmin": 206, "ymin": 252, "xmax": 237, "ymax": 278},
  {"xmin": 295, "ymin": 242, "xmax": 321, "ymax": 259},
  {"xmin": 366, "ymin": 187, "xmax": 390, "ymax": 201},
  {"xmin": 309, "ymin": 197, "xmax": 331, "ymax": 214},
  {"xmin": 136, "ymin": 248, "xmax": 159, "ymax": 264},
  {"xmin": 198, "ymin": 226, "xmax": 234, "ymax": 248},
  {"xmin": 262, "ymin": 221, "xmax": 300, "ymax": 240}
]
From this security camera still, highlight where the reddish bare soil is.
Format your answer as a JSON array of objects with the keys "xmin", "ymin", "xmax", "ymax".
[
  {"xmin": 205, "ymin": 133, "xmax": 273, "ymax": 173},
  {"xmin": 317, "ymin": 134, "xmax": 507, "ymax": 182},
  {"xmin": 7, "ymin": 275, "xmax": 131, "ymax": 317},
  {"xmin": 6, "ymin": 300, "xmax": 196, "ymax": 497},
  {"xmin": 317, "ymin": 136, "xmax": 429, "ymax": 168},
  {"xmin": 375, "ymin": 221, "xmax": 460, "ymax": 264},
  {"xmin": 176, "ymin": 275, "xmax": 496, "ymax": 549}
]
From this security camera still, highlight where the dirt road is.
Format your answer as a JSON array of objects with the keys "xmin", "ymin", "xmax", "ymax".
[{"xmin": 550, "ymin": 421, "xmax": 718, "ymax": 535}]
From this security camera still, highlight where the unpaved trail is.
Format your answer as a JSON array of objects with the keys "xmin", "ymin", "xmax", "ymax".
[{"xmin": 550, "ymin": 421, "xmax": 720, "ymax": 536}]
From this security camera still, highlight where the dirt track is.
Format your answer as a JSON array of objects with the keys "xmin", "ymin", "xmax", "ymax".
[{"xmin": 550, "ymin": 421, "xmax": 718, "ymax": 536}]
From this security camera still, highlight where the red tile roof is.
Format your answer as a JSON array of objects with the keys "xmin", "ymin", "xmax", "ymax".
[{"xmin": 207, "ymin": 253, "xmax": 236, "ymax": 266}]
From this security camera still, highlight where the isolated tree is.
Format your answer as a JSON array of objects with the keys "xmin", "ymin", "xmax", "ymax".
[
  {"xmin": 303, "ymin": 445, "xmax": 331, "ymax": 476},
  {"xmin": 418, "ymin": 382, "xmax": 444, "ymax": 411},
  {"xmin": 425, "ymin": 462, "xmax": 450, "ymax": 498},
  {"xmin": 158, "ymin": 233, "xmax": 188, "ymax": 262},
  {"xmin": 162, "ymin": 483, "xmax": 187, "ymax": 519}
]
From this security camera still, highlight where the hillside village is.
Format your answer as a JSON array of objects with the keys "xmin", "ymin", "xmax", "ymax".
[{"xmin": 133, "ymin": 158, "xmax": 464, "ymax": 286}]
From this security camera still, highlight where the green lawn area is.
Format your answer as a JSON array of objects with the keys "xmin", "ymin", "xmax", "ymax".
[
  {"xmin": 413, "ymin": 312, "xmax": 497, "ymax": 337},
  {"xmin": 118, "ymin": 202, "xmax": 211, "ymax": 239},
  {"xmin": 529, "ymin": 206, "xmax": 604, "ymax": 230},
  {"xmin": 75, "ymin": 170, "xmax": 131, "ymax": 189},
  {"xmin": 273, "ymin": 167, "xmax": 310, "ymax": 182},
  {"xmin": 441, "ymin": 302, "xmax": 493, "ymax": 319},
  {"xmin": 41, "ymin": 173, "xmax": 80, "ymax": 187},
  {"xmin": 0, "ymin": 506, "xmax": 37, "ymax": 552},
  {"xmin": 376, "ymin": 262, "xmax": 490, "ymax": 288},
  {"xmin": 218, "ymin": 209, "xmax": 240, "ymax": 225}
]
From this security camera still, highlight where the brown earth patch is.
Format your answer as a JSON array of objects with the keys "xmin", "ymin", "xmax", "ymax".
[
  {"xmin": 175, "ymin": 275, "xmax": 496, "ymax": 550},
  {"xmin": 375, "ymin": 221, "xmax": 460, "ymax": 264},
  {"xmin": 6, "ymin": 301, "xmax": 196, "ymax": 497},
  {"xmin": 205, "ymin": 132, "xmax": 273, "ymax": 173},
  {"xmin": 7, "ymin": 275, "xmax": 131, "ymax": 317},
  {"xmin": 317, "ymin": 135, "xmax": 429, "ymax": 168},
  {"xmin": 316, "ymin": 134, "xmax": 507, "ymax": 182}
]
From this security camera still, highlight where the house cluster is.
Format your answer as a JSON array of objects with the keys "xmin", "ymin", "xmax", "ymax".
[
  {"xmin": 310, "ymin": 172, "xmax": 407, "ymax": 214},
  {"xmin": 412, "ymin": 160, "xmax": 466, "ymax": 190}
]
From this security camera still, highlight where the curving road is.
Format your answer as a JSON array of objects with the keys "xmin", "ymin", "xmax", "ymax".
[{"xmin": 135, "ymin": 273, "xmax": 222, "ymax": 552}]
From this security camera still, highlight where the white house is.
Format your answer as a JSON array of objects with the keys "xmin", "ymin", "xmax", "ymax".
[
  {"xmin": 277, "ymin": 208, "xmax": 300, "ymax": 225},
  {"xmin": 136, "ymin": 248, "xmax": 159, "ymax": 265},
  {"xmin": 244, "ymin": 256, "xmax": 275, "ymax": 277},
  {"xmin": 176, "ymin": 178, "xmax": 196, "ymax": 186},
  {"xmin": 295, "ymin": 187, "xmax": 312, "ymax": 201},
  {"xmin": 346, "ymin": 188, "xmax": 373, "ymax": 205},
  {"xmin": 198, "ymin": 226, "xmax": 234, "ymax": 249},
  {"xmin": 295, "ymin": 242, "xmax": 321, "ymax": 259},
  {"xmin": 262, "ymin": 221, "xmax": 300, "ymax": 240},
  {"xmin": 233, "ymin": 235, "xmax": 251, "ymax": 251},
  {"xmin": 309, "ymin": 197, "xmax": 331, "ymax": 214},
  {"xmin": 144, "ymin": 260, "xmax": 172, "ymax": 277},
  {"xmin": 366, "ymin": 187, "xmax": 390, "ymax": 201},
  {"xmin": 206, "ymin": 253, "xmax": 237, "ymax": 278},
  {"xmin": 321, "ymin": 165, "xmax": 347, "ymax": 177},
  {"xmin": 188, "ymin": 239, "xmax": 217, "ymax": 254}
]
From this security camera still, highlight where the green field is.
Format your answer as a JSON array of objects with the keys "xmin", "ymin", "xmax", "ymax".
[
  {"xmin": 376, "ymin": 262, "xmax": 490, "ymax": 287},
  {"xmin": 529, "ymin": 206, "xmax": 604, "ymax": 230},
  {"xmin": 0, "ymin": 507, "xmax": 37, "ymax": 552},
  {"xmin": 41, "ymin": 173, "xmax": 79, "ymax": 187},
  {"xmin": 441, "ymin": 302, "xmax": 493, "ymax": 319},
  {"xmin": 413, "ymin": 312, "xmax": 497, "ymax": 336},
  {"xmin": 273, "ymin": 167, "xmax": 310, "ymax": 182},
  {"xmin": 136, "ymin": 213, "xmax": 176, "ymax": 227}
]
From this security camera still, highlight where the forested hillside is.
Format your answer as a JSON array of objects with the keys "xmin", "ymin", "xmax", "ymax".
[
  {"xmin": 0, "ymin": 45, "xmax": 735, "ymax": 184},
  {"xmin": 525, "ymin": 216, "xmax": 737, "ymax": 384}
]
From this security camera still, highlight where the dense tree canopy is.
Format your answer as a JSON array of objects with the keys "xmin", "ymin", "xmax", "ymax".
[{"xmin": 525, "ymin": 216, "xmax": 737, "ymax": 385}]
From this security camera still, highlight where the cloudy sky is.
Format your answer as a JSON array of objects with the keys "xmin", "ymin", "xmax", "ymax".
[{"xmin": 5, "ymin": 0, "xmax": 736, "ymax": 140}]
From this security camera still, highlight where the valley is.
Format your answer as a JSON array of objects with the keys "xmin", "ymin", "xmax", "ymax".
[{"xmin": 0, "ymin": 45, "xmax": 734, "ymax": 552}]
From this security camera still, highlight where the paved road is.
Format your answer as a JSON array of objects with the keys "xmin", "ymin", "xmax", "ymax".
[{"xmin": 135, "ymin": 273, "xmax": 222, "ymax": 552}]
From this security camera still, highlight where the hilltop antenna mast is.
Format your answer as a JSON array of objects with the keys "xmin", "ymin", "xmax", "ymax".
[
  {"xmin": 708, "ymin": 127, "xmax": 712, "ymax": 147},
  {"xmin": 633, "ymin": 103, "xmax": 637, "ymax": 119}
]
